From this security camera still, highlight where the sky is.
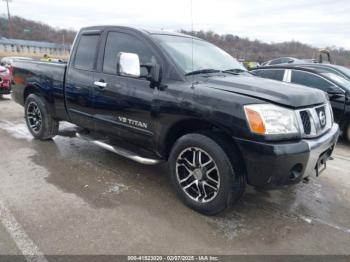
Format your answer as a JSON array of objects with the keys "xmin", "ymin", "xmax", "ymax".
[{"xmin": 1, "ymin": 0, "xmax": 350, "ymax": 49}]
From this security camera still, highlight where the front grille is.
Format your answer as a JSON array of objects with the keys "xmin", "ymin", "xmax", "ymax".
[
  {"xmin": 297, "ymin": 103, "xmax": 332, "ymax": 138},
  {"xmin": 300, "ymin": 111, "xmax": 311, "ymax": 135}
]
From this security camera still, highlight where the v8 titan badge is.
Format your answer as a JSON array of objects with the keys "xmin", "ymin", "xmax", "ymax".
[{"xmin": 118, "ymin": 116, "xmax": 148, "ymax": 129}]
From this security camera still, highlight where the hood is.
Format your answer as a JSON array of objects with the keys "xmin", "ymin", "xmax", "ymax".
[{"xmin": 200, "ymin": 74, "xmax": 327, "ymax": 108}]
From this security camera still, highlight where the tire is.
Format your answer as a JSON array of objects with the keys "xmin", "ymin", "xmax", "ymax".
[
  {"xmin": 168, "ymin": 133, "xmax": 246, "ymax": 215},
  {"xmin": 344, "ymin": 121, "xmax": 350, "ymax": 143},
  {"xmin": 24, "ymin": 94, "xmax": 59, "ymax": 140}
]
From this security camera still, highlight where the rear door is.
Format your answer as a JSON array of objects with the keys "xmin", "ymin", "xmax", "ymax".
[
  {"xmin": 290, "ymin": 70, "xmax": 346, "ymax": 122},
  {"xmin": 91, "ymin": 29, "xmax": 160, "ymax": 150},
  {"xmin": 65, "ymin": 31, "xmax": 101, "ymax": 129}
]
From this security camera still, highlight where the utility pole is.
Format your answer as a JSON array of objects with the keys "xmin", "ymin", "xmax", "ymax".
[{"xmin": 2, "ymin": 0, "xmax": 13, "ymax": 38}]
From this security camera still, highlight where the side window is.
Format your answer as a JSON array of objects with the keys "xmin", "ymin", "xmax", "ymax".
[
  {"xmin": 254, "ymin": 69, "xmax": 284, "ymax": 81},
  {"xmin": 291, "ymin": 70, "xmax": 332, "ymax": 91},
  {"xmin": 74, "ymin": 34, "xmax": 100, "ymax": 71},
  {"xmin": 103, "ymin": 32, "xmax": 156, "ymax": 75},
  {"xmin": 269, "ymin": 59, "xmax": 282, "ymax": 65}
]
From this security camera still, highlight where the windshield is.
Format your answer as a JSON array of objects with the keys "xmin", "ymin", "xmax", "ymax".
[
  {"xmin": 153, "ymin": 34, "xmax": 246, "ymax": 74},
  {"xmin": 321, "ymin": 72, "xmax": 350, "ymax": 91}
]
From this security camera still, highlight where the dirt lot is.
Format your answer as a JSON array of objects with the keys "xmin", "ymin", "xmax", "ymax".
[{"xmin": 0, "ymin": 94, "xmax": 350, "ymax": 256}]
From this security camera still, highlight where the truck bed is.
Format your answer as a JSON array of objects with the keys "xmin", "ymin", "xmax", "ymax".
[{"xmin": 12, "ymin": 60, "xmax": 69, "ymax": 121}]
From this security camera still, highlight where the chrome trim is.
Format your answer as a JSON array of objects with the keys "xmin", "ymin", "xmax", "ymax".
[
  {"xmin": 76, "ymin": 133, "xmax": 163, "ymax": 165},
  {"xmin": 93, "ymin": 81, "xmax": 107, "ymax": 88},
  {"xmin": 296, "ymin": 103, "xmax": 332, "ymax": 138}
]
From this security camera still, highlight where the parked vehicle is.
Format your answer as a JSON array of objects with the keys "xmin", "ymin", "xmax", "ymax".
[
  {"xmin": 1, "ymin": 56, "xmax": 33, "ymax": 75},
  {"xmin": 251, "ymin": 65, "xmax": 350, "ymax": 142},
  {"xmin": 303, "ymin": 59, "xmax": 317, "ymax": 64},
  {"xmin": 241, "ymin": 61, "xmax": 260, "ymax": 70},
  {"xmin": 0, "ymin": 65, "xmax": 11, "ymax": 96},
  {"xmin": 11, "ymin": 26, "xmax": 339, "ymax": 214},
  {"xmin": 301, "ymin": 64, "xmax": 350, "ymax": 81},
  {"xmin": 261, "ymin": 57, "xmax": 306, "ymax": 66},
  {"xmin": 317, "ymin": 49, "xmax": 332, "ymax": 64}
]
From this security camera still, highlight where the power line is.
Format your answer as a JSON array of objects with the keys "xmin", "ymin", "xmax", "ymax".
[{"xmin": 2, "ymin": 0, "xmax": 13, "ymax": 38}]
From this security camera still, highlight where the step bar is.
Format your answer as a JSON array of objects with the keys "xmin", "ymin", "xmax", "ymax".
[{"xmin": 76, "ymin": 133, "xmax": 163, "ymax": 165}]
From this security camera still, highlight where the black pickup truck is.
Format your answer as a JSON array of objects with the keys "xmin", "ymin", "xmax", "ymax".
[{"xmin": 11, "ymin": 26, "xmax": 339, "ymax": 215}]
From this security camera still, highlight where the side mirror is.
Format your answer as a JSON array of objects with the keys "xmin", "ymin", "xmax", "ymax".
[
  {"xmin": 141, "ymin": 62, "xmax": 163, "ymax": 87},
  {"xmin": 117, "ymin": 52, "xmax": 140, "ymax": 78},
  {"xmin": 326, "ymin": 85, "xmax": 343, "ymax": 95},
  {"xmin": 149, "ymin": 63, "xmax": 161, "ymax": 83}
]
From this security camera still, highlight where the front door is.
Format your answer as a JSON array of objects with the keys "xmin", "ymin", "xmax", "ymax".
[{"xmin": 91, "ymin": 30, "xmax": 160, "ymax": 150}]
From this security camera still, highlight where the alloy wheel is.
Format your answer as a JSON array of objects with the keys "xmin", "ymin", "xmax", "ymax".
[
  {"xmin": 176, "ymin": 147, "xmax": 220, "ymax": 203},
  {"xmin": 26, "ymin": 101, "xmax": 43, "ymax": 134}
]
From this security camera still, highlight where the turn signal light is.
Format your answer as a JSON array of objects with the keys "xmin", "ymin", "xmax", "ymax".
[{"xmin": 244, "ymin": 108, "xmax": 266, "ymax": 134}]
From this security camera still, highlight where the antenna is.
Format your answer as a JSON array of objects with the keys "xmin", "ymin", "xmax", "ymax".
[{"xmin": 190, "ymin": 0, "xmax": 194, "ymax": 86}]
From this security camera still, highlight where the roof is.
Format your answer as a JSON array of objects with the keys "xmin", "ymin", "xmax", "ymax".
[
  {"xmin": 0, "ymin": 37, "xmax": 70, "ymax": 49},
  {"xmin": 254, "ymin": 64, "xmax": 319, "ymax": 70},
  {"xmin": 251, "ymin": 64, "xmax": 328, "ymax": 76},
  {"xmin": 143, "ymin": 29, "xmax": 195, "ymax": 38},
  {"xmin": 79, "ymin": 25, "xmax": 199, "ymax": 39}
]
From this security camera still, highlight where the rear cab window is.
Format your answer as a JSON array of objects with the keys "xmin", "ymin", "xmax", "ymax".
[{"xmin": 74, "ymin": 34, "xmax": 100, "ymax": 71}]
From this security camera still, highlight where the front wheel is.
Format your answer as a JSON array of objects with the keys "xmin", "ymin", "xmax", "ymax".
[
  {"xmin": 169, "ymin": 133, "xmax": 245, "ymax": 215},
  {"xmin": 25, "ymin": 94, "xmax": 59, "ymax": 140}
]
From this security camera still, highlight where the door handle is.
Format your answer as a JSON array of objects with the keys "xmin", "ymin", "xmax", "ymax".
[{"xmin": 94, "ymin": 81, "xmax": 107, "ymax": 89}]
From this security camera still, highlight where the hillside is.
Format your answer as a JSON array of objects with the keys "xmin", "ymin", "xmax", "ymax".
[
  {"xmin": 182, "ymin": 30, "xmax": 350, "ymax": 67},
  {"xmin": 1, "ymin": 15, "xmax": 349, "ymax": 66},
  {"xmin": 0, "ymin": 15, "xmax": 76, "ymax": 44}
]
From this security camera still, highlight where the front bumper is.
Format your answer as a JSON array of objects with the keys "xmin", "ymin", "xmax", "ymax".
[{"xmin": 234, "ymin": 124, "xmax": 340, "ymax": 188}]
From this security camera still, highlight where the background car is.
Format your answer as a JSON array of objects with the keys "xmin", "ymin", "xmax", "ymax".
[
  {"xmin": 242, "ymin": 61, "xmax": 260, "ymax": 70},
  {"xmin": 0, "ymin": 65, "xmax": 11, "ymax": 96},
  {"xmin": 301, "ymin": 64, "xmax": 350, "ymax": 81},
  {"xmin": 251, "ymin": 65, "xmax": 350, "ymax": 142},
  {"xmin": 261, "ymin": 57, "xmax": 306, "ymax": 66},
  {"xmin": 0, "ymin": 56, "xmax": 33, "ymax": 76}
]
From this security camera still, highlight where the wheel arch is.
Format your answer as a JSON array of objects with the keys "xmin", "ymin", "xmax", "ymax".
[
  {"xmin": 23, "ymin": 84, "xmax": 56, "ymax": 117},
  {"xmin": 23, "ymin": 84, "xmax": 42, "ymax": 104},
  {"xmin": 159, "ymin": 119, "xmax": 247, "ymax": 174}
]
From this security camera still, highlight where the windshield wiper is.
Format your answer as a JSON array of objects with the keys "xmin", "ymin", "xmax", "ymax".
[
  {"xmin": 222, "ymin": 68, "xmax": 247, "ymax": 75},
  {"xmin": 186, "ymin": 69, "xmax": 221, "ymax": 76}
]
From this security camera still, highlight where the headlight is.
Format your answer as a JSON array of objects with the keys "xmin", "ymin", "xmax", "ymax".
[{"xmin": 244, "ymin": 104, "xmax": 300, "ymax": 138}]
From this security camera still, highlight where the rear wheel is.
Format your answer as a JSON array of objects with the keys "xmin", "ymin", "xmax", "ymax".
[
  {"xmin": 25, "ymin": 94, "xmax": 59, "ymax": 140},
  {"xmin": 169, "ymin": 133, "xmax": 245, "ymax": 215}
]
